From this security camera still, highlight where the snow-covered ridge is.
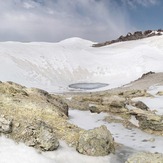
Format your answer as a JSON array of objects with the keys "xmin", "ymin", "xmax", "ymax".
[
  {"xmin": 93, "ymin": 29, "xmax": 163, "ymax": 47},
  {"xmin": 0, "ymin": 35, "xmax": 163, "ymax": 92}
]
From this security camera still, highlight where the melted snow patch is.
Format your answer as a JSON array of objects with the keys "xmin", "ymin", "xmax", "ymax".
[
  {"xmin": 133, "ymin": 85, "xmax": 163, "ymax": 115},
  {"xmin": 68, "ymin": 109, "xmax": 163, "ymax": 153}
]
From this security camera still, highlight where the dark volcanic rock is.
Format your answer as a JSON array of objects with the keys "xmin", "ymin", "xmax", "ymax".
[
  {"xmin": 134, "ymin": 101, "xmax": 149, "ymax": 111},
  {"xmin": 93, "ymin": 29, "xmax": 163, "ymax": 47}
]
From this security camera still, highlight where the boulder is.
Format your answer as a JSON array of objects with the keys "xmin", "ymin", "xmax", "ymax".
[
  {"xmin": 130, "ymin": 108, "xmax": 163, "ymax": 132},
  {"xmin": 126, "ymin": 152, "xmax": 163, "ymax": 163},
  {"xmin": 134, "ymin": 101, "xmax": 149, "ymax": 111},
  {"xmin": 24, "ymin": 121, "xmax": 59, "ymax": 151},
  {"xmin": 0, "ymin": 116, "xmax": 12, "ymax": 133},
  {"xmin": 76, "ymin": 125, "xmax": 115, "ymax": 156},
  {"xmin": 36, "ymin": 122, "xmax": 59, "ymax": 151},
  {"xmin": 156, "ymin": 91, "xmax": 163, "ymax": 96}
]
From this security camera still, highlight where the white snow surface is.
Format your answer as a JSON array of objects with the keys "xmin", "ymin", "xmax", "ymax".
[
  {"xmin": 133, "ymin": 85, "xmax": 163, "ymax": 115},
  {"xmin": 68, "ymin": 109, "xmax": 163, "ymax": 154},
  {"xmin": 0, "ymin": 136, "xmax": 111, "ymax": 163},
  {"xmin": 1, "ymin": 36, "xmax": 163, "ymax": 92},
  {"xmin": 1, "ymin": 37, "xmax": 163, "ymax": 162}
]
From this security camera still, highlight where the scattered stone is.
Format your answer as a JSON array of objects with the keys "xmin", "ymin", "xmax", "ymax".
[
  {"xmin": 0, "ymin": 116, "xmax": 12, "ymax": 133},
  {"xmin": 149, "ymin": 138, "xmax": 155, "ymax": 142},
  {"xmin": 102, "ymin": 95, "xmax": 126, "ymax": 108},
  {"xmin": 134, "ymin": 101, "xmax": 149, "ymax": 111},
  {"xmin": 118, "ymin": 90, "xmax": 149, "ymax": 98},
  {"xmin": 142, "ymin": 138, "xmax": 155, "ymax": 142},
  {"xmin": 156, "ymin": 91, "xmax": 163, "ymax": 96},
  {"xmin": 76, "ymin": 125, "xmax": 115, "ymax": 156},
  {"xmin": 125, "ymin": 152, "xmax": 163, "ymax": 163},
  {"xmin": 130, "ymin": 108, "xmax": 163, "ymax": 133},
  {"xmin": 15, "ymin": 122, "xmax": 20, "ymax": 127}
]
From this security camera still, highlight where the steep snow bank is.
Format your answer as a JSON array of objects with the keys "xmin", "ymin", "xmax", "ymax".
[{"xmin": 0, "ymin": 36, "xmax": 163, "ymax": 92}]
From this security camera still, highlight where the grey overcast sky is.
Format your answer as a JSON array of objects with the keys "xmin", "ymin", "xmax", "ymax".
[{"xmin": 0, "ymin": 0, "xmax": 162, "ymax": 42}]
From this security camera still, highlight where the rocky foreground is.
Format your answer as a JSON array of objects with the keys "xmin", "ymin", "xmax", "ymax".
[
  {"xmin": 0, "ymin": 81, "xmax": 115, "ymax": 156},
  {"xmin": 61, "ymin": 72, "xmax": 163, "ymax": 162},
  {"xmin": 0, "ymin": 72, "xmax": 163, "ymax": 162}
]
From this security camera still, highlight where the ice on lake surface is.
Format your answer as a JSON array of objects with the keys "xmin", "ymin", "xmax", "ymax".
[{"xmin": 68, "ymin": 83, "xmax": 109, "ymax": 90}]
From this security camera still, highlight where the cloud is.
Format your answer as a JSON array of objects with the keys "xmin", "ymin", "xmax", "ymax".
[
  {"xmin": 0, "ymin": 0, "xmax": 134, "ymax": 42},
  {"xmin": 122, "ymin": 0, "xmax": 160, "ymax": 7}
]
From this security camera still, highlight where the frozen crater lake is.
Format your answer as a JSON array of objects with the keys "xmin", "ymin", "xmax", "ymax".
[{"xmin": 68, "ymin": 83, "xmax": 109, "ymax": 90}]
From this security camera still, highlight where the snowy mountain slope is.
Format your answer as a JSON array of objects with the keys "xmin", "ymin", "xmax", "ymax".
[{"xmin": 0, "ymin": 36, "xmax": 163, "ymax": 92}]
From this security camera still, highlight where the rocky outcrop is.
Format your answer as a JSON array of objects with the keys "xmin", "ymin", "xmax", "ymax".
[
  {"xmin": 156, "ymin": 91, "xmax": 163, "ymax": 96},
  {"xmin": 117, "ymin": 90, "xmax": 150, "ymax": 98},
  {"xmin": 126, "ymin": 152, "xmax": 163, "ymax": 163},
  {"xmin": 0, "ymin": 81, "xmax": 81, "ymax": 151},
  {"xmin": 65, "ymin": 90, "xmax": 149, "ymax": 114},
  {"xmin": 63, "ymin": 86, "xmax": 163, "ymax": 135},
  {"xmin": 132, "ymin": 101, "xmax": 149, "ymax": 111},
  {"xmin": 76, "ymin": 125, "xmax": 115, "ymax": 156},
  {"xmin": 102, "ymin": 95, "xmax": 126, "ymax": 107},
  {"xmin": 93, "ymin": 29, "xmax": 163, "ymax": 47},
  {"xmin": 0, "ymin": 81, "xmax": 116, "ymax": 156},
  {"xmin": 139, "ymin": 71, "xmax": 155, "ymax": 79},
  {"xmin": 130, "ymin": 108, "xmax": 163, "ymax": 134}
]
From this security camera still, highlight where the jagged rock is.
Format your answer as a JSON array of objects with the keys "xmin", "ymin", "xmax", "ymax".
[
  {"xmin": 27, "ymin": 88, "xmax": 69, "ymax": 116},
  {"xmin": 76, "ymin": 125, "xmax": 115, "ymax": 156},
  {"xmin": 102, "ymin": 95, "xmax": 126, "ymax": 108},
  {"xmin": 134, "ymin": 101, "xmax": 149, "ymax": 111},
  {"xmin": 140, "ymin": 71, "xmax": 155, "ymax": 79},
  {"xmin": 21, "ymin": 121, "xmax": 59, "ymax": 151},
  {"xmin": 156, "ymin": 91, "xmax": 163, "ymax": 96},
  {"xmin": 126, "ymin": 152, "xmax": 163, "ymax": 163},
  {"xmin": 0, "ymin": 116, "xmax": 12, "ymax": 133},
  {"xmin": 36, "ymin": 122, "xmax": 59, "ymax": 151},
  {"xmin": 144, "ymin": 30, "xmax": 152, "ymax": 35},
  {"xmin": 89, "ymin": 105, "xmax": 101, "ymax": 113},
  {"xmin": 93, "ymin": 29, "xmax": 163, "ymax": 47},
  {"xmin": 130, "ymin": 108, "xmax": 163, "ymax": 132},
  {"xmin": 118, "ymin": 90, "xmax": 148, "ymax": 98}
]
